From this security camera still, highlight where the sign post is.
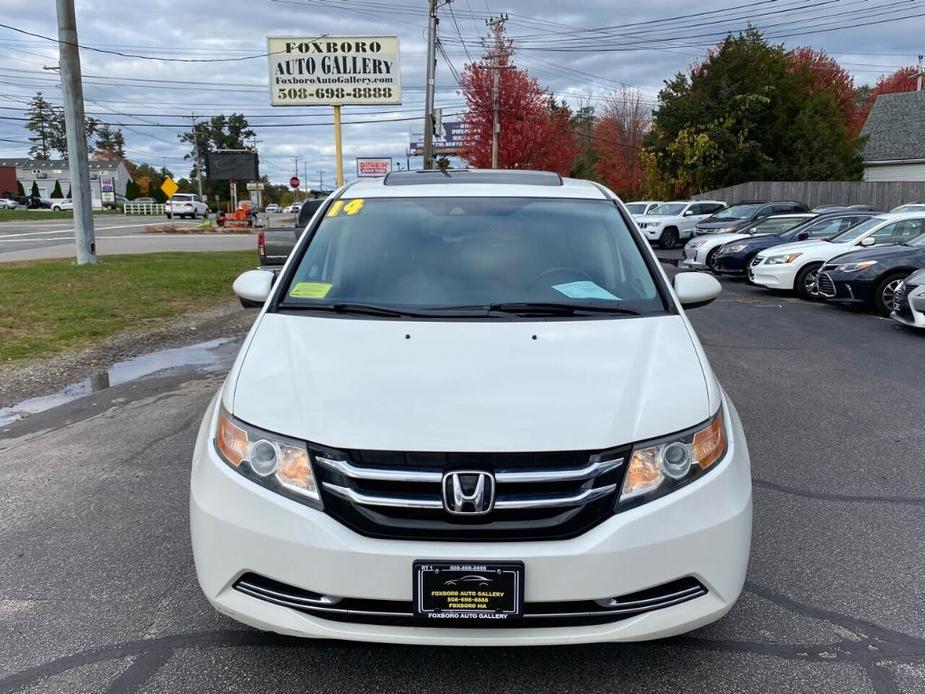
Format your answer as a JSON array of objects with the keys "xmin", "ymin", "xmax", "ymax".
[{"xmin": 268, "ymin": 36, "xmax": 401, "ymax": 187}]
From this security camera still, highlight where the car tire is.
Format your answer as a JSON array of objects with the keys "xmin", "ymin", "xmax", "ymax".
[
  {"xmin": 706, "ymin": 247, "xmax": 721, "ymax": 271},
  {"xmin": 873, "ymin": 272, "xmax": 907, "ymax": 317},
  {"xmin": 795, "ymin": 262, "xmax": 823, "ymax": 300},
  {"xmin": 660, "ymin": 228, "xmax": 679, "ymax": 250}
]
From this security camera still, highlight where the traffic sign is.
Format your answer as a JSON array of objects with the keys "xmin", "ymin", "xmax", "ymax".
[
  {"xmin": 290, "ymin": 176, "xmax": 300, "ymax": 189},
  {"xmin": 161, "ymin": 177, "xmax": 179, "ymax": 198}
]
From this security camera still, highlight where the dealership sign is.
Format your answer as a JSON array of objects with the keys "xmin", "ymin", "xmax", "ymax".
[
  {"xmin": 356, "ymin": 158, "xmax": 392, "ymax": 177},
  {"xmin": 268, "ymin": 36, "xmax": 402, "ymax": 106},
  {"xmin": 409, "ymin": 120, "xmax": 467, "ymax": 155}
]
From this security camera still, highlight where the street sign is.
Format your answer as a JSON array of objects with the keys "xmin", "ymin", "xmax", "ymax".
[
  {"xmin": 246, "ymin": 182, "xmax": 265, "ymax": 191},
  {"xmin": 161, "ymin": 177, "xmax": 179, "ymax": 198},
  {"xmin": 356, "ymin": 158, "xmax": 392, "ymax": 177},
  {"xmin": 267, "ymin": 36, "xmax": 402, "ymax": 106},
  {"xmin": 290, "ymin": 176, "xmax": 300, "ymax": 189}
]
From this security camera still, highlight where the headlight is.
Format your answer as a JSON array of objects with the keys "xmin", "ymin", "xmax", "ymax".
[
  {"xmin": 835, "ymin": 260, "xmax": 878, "ymax": 273},
  {"xmin": 765, "ymin": 253, "xmax": 802, "ymax": 265},
  {"xmin": 725, "ymin": 243, "xmax": 747, "ymax": 253},
  {"xmin": 687, "ymin": 240, "xmax": 706, "ymax": 248},
  {"xmin": 618, "ymin": 408, "xmax": 727, "ymax": 509},
  {"xmin": 215, "ymin": 406, "xmax": 322, "ymax": 509},
  {"xmin": 718, "ymin": 226, "xmax": 737, "ymax": 233}
]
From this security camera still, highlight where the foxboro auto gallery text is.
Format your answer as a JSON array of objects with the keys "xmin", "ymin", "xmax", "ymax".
[{"xmin": 275, "ymin": 40, "xmax": 394, "ymax": 77}]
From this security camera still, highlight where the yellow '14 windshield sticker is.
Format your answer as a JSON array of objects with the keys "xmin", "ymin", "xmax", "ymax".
[
  {"xmin": 289, "ymin": 282, "xmax": 332, "ymax": 299},
  {"xmin": 326, "ymin": 198, "xmax": 365, "ymax": 217}
]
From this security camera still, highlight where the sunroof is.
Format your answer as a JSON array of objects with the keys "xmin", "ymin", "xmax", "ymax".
[{"xmin": 382, "ymin": 170, "xmax": 563, "ymax": 186}]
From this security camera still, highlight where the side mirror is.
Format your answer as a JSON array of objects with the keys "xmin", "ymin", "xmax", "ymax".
[
  {"xmin": 748, "ymin": 227, "xmax": 758, "ymax": 234},
  {"xmin": 859, "ymin": 236, "xmax": 876, "ymax": 247},
  {"xmin": 674, "ymin": 272, "xmax": 722, "ymax": 309},
  {"xmin": 233, "ymin": 269, "xmax": 275, "ymax": 309},
  {"xmin": 683, "ymin": 209, "xmax": 694, "ymax": 217},
  {"xmin": 796, "ymin": 231, "xmax": 809, "ymax": 240}
]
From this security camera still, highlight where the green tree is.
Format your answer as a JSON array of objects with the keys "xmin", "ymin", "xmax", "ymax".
[
  {"xmin": 95, "ymin": 125, "xmax": 126, "ymax": 160},
  {"xmin": 125, "ymin": 179, "xmax": 141, "ymax": 200},
  {"xmin": 16, "ymin": 181, "xmax": 24, "ymax": 195},
  {"xmin": 569, "ymin": 104, "xmax": 598, "ymax": 181},
  {"xmin": 24, "ymin": 92, "xmax": 56, "ymax": 159},
  {"xmin": 30, "ymin": 181, "xmax": 40, "ymax": 197},
  {"xmin": 179, "ymin": 114, "xmax": 255, "ymax": 200},
  {"xmin": 50, "ymin": 180, "xmax": 64, "ymax": 198},
  {"xmin": 645, "ymin": 28, "xmax": 863, "ymax": 193},
  {"xmin": 65, "ymin": 184, "xmax": 72, "ymax": 198}
]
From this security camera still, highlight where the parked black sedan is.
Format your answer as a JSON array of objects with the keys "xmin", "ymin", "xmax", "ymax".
[
  {"xmin": 692, "ymin": 200, "xmax": 808, "ymax": 236},
  {"xmin": 712, "ymin": 212, "xmax": 877, "ymax": 277},
  {"xmin": 816, "ymin": 223, "xmax": 925, "ymax": 315}
]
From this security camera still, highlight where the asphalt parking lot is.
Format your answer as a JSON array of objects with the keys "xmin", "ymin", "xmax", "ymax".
[{"xmin": 1, "ymin": 268, "xmax": 924, "ymax": 693}]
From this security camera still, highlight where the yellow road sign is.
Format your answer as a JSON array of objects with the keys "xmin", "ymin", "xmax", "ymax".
[{"xmin": 161, "ymin": 177, "xmax": 179, "ymax": 198}]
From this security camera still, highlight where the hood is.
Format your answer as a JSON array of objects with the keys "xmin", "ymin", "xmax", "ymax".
[
  {"xmin": 758, "ymin": 239, "xmax": 836, "ymax": 258},
  {"xmin": 824, "ymin": 244, "xmax": 922, "ymax": 265},
  {"xmin": 693, "ymin": 232, "xmax": 747, "ymax": 248},
  {"xmin": 696, "ymin": 219, "xmax": 745, "ymax": 230},
  {"xmin": 231, "ymin": 313, "xmax": 714, "ymax": 452},
  {"xmin": 635, "ymin": 214, "xmax": 668, "ymax": 225}
]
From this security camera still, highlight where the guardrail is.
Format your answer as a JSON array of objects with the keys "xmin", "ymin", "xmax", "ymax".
[{"xmin": 123, "ymin": 202, "xmax": 166, "ymax": 216}]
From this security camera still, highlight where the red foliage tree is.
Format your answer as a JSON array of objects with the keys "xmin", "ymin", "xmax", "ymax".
[
  {"xmin": 459, "ymin": 57, "xmax": 577, "ymax": 174},
  {"xmin": 592, "ymin": 88, "xmax": 651, "ymax": 198},
  {"xmin": 856, "ymin": 66, "xmax": 919, "ymax": 129},
  {"xmin": 788, "ymin": 47, "xmax": 859, "ymax": 132}
]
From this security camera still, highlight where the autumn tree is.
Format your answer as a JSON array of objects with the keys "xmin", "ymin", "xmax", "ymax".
[
  {"xmin": 459, "ymin": 25, "xmax": 577, "ymax": 175},
  {"xmin": 592, "ymin": 88, "xmax": 652, "ymax": 198},
  {"xmin": 788, "ymin": 47, "xmax": 859, "ymax": 133}
]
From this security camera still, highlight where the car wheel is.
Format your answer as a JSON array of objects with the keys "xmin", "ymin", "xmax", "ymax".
[
  {"xmin": 706, "ymin": 247, "xmax": 721, "ymax": 271},
  {"xmin": 795, "ymin": 263, "xmax": 823, "ymax": 300},
  {"xmin": 660, "ymin": 228, "xmax": 679, "ymax": 250},
  {"xmin": 873, "ymin": 273, "xmax": 907, "ymax": 316}
]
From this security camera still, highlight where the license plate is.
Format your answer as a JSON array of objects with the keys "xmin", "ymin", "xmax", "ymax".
[{"xmin": 413, "ymin": 561, "xmax": 524, "ymax": 621}]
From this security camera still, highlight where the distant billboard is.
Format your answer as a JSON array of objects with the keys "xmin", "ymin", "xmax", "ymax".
[
  {"xmin": 268, "ymin": 36, "xmax": 402, "ymax": 106},
  {"xmin": 409, "ymin": 120, "xmax": 467, "ymax": 155},
  {"xmin": 356, "ymin": 157, "xmax": 392, "ymax": 177},
  {"xmin": 206, "ymin": 151, "xmax": 260, "ymax": 181}
]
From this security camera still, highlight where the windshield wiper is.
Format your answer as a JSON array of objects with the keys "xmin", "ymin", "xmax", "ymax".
[
  {"xmin": 486, "ymin": 302, "xmax": 642, "ymax": 316},
  {"xmin": 283, "ymin": 302, "xmax": 418, "ymax": 317}
]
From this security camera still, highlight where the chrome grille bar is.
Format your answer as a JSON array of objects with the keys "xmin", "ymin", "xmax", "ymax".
[
  {"xmin": 323, "ymin": 483, "xmax": 444, "ymax": 509},
  {"xmin": 315, "ymin": 456, "xmax": 442, "ymax": 483},
  {"xmin": 495, "ymin": 458, "xmax": 623, "ymax": 483},
  {"xmin": 494, "ymin": 485, "xmax": 616, "ymax": 509}
]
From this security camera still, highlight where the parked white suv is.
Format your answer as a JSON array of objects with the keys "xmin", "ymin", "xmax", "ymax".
[
  {"xmin": 636, "ymin": 200, "xmax": 726, "ymax": 249},
  {"xmin": 751, "ymin": 212, "xmax": 925, "ymax": 299},
  {"xmin": 624, "ymin": 200, "xmax": 662, "ymax": 217},
  {"xmin": 166, "ymin": 193, "xmax": 208, "ymax": 219},
  {"xmin": 50, "ymin": 199, "xmax": 73, "ymax": 211},
  {"xmin": 191, "ymin": 169, "xmax": 752, "ymax": 646}
]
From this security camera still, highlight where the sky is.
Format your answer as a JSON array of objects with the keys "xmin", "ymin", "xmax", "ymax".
[{"xmin": 0, "ymin": 0, "xmax": 922, "ymax": 190}]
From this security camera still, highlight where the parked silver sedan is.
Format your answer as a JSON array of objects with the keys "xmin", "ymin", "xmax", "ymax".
[{"xmin": 892, "ymin": 268, "xmax": 925, "ymax": 329}]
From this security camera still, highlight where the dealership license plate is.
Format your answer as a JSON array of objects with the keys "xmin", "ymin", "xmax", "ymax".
[{"xmin": 413, "ymin": 561, "xmax": 524, "ymax": 621}]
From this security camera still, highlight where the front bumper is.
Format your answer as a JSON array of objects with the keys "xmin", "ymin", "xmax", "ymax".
[
  {"xmin": 892, "ymin": 283, "xmax": 925, "ymax": 328},
  {"xmin": 190, "ymin": 395, "xmax": 753, "ymax": 645},
  {"xmin": 817, "ymin": 270, "xmax": 872, "ymax": 305},
  {"xmin": 712, "ymin": 253, "xmax": 750, "ymax": 276},
  {"xmin": 749, "ymin": 260, "xmax": 798, "ymax": 290},
  {"xmin": 679, "ymin": 246, "xmax": 710, "ymax": 271}
]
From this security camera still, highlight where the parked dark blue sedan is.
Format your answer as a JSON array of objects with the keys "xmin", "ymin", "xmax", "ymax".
[{"xmin": 712, "ymin": 212, "xmax": 877, "ymax": 277}]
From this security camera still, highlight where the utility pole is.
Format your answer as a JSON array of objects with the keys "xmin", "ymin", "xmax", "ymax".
[
  {"xmin": 303, "ymin": 161, "xmax": 308, "ymax": 197},
  {"xmin": 191, "ymin": 113, "xmax": 204, "ymax": 198},
  {"xmin": 917, "ymin": 55, "xmax": 924, "ymax": 92},
  {"xmin": 319, "ymin": 169, "xmax": 323, "ymax": 193},
  {"xmin": 485, "ymin": 15, "xmax": 509, "ymax": 169},
  {"xmin": 55, "ymin": 0, "xmax": 95, "ymax": 264},
  {"xmin": 422, "ymin": 0, "xmax": 440, "ymax": 169}
]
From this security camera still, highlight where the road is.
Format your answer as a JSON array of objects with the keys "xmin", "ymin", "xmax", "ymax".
[
  {"xmin": 0, "ymin": 215, "xmax": 256, "ymax": 262},
  {"xmin": 1, "ymin": 272, "xmax": 924, "ymax": 693}
]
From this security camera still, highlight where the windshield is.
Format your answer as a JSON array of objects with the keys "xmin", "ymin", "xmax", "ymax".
[
  {"xmin": 829, "ymin": 217, "xmax": 884, "ymax": 243},
  {"xmin": 751, "ymin": 216, "xmax": 810, "ymax": 235},
  {"xmin": 281, "ymin": 197, "xmax": 664, "ymax": 316},
  {"xmin": 171, "ymin": 195, "xmax": 193, "ymax": 201},
  {"xmin": 710, "ymin": 203, "xmax": 763, "ymax": 221},
  {"xmin": 649, "ymin": 203, "xmax": 686, "ymax": 216},
  {"xmin": 624, "ymin": 203, "xmax": 647, "ymax": 214}
]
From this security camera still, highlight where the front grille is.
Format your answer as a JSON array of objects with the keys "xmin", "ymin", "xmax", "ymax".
[
  {"xmin": 234, "ymin": 573, "xmax": 708, "ymax": 628},
  {"xmin": 894, "ymin": 282, "xmax": 915, "ymax": 316},
  {"xmin": 311, "ymin": 445, "xmax": 628, "ymax": 541},
  {"xmin": 816, "ymin": 271, "xmax": 836, "ymax": 298}
]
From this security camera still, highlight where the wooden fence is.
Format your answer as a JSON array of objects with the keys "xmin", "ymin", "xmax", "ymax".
[{"xmin": 693, "ymin": 181, "xmax": 925, "ymax": 211}]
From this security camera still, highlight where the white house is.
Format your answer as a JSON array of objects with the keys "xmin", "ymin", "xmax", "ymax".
[
  {"xmin": 861, "ymin": 91, "xmax": 925, "ymax": 182},
  {"xmin": 0, "ymin": 158, "xmax": 132, "ymax": 208}
]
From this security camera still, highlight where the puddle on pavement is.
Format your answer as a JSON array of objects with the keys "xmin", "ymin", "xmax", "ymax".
[{"xmin": 0, "ymin": 338, "xmax": 239, "ymax": 428}]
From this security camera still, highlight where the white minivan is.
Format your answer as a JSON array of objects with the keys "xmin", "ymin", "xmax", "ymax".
[{"xmin": 191, "ymin": 169, "xmax": 752, "ymax": 646}]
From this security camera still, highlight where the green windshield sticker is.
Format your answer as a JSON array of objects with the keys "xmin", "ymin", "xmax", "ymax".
[
  {"xmin": 552, "ymin": 281, "xmax": 620, "ymax": 301},
  {"xmin": 289, "ymin": 282, "xmax": 332, "ymax": 299}
]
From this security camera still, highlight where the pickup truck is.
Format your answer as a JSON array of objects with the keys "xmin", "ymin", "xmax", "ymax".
[{"xmin": 258, "ymin": 199, "xmax": 324, "ymax": 269}]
